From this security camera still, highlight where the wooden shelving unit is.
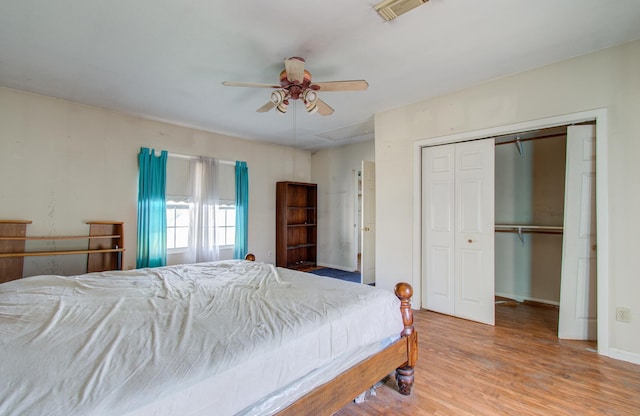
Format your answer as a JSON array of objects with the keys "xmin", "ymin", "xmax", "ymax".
[
  {"xmin": 0, "ymin": 220, "xmax": 124, "ymax": 283},
  {"xmin": 276, "ymin": 182, "xmax": 317, "ymax": 270},
  {"xmin": 86, "ymin": 221, "xmax": 125, "ymax": 273}
]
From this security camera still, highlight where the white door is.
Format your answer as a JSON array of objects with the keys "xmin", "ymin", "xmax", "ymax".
[
  {"xmin": 361, "ymin": 160, "xmax": 376, "ymax": 285},
  {"xmin": 353, "ymin": 169, "xmax": 362, "ymax": 274},
  {"xmin": 558, "ymin": 125, "xmax": 597, "ymax": 340},
  {"xmin": 454, "ymin": 139, "xmax": 495, "ymax": 325},
  {"xmin": 422, "ymin": 139, "xmax": 495, "ymax": 325},
  {"xmin": 422, "ymin": 145, "xmax": 455, "ymax": 315}
]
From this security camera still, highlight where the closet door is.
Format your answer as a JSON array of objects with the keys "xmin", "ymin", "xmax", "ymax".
[
  {"xmin": 422, "ymin": 139, "xmax": 495, "ymax": 325},
  {"xmin": 422, "ymin": 145, "xmax": 455, "ymax": 315},
  {"xmin": 558, "ymin": 125, "xmax": 597, "ymax": 340},
  {"xmin": 454, "ymin": 140, "xmax": 495, "ymax": 325}
]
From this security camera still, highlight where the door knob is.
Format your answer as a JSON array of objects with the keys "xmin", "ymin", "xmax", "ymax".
[{"xmin": 361, "ymin": 227, "xmax": 370, "ymax": 231}]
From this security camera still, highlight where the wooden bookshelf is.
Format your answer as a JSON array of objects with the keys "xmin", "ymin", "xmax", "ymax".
[
  {"xmin": 0, "ymin": 220, "xmax": 124, "ymax": 283},
  {"xmin": 276, "ymin": 182, "xmax": 317, "ymax": 270}
]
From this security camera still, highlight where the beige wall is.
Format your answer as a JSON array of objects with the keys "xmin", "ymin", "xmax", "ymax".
[
  {"xmin": 311, "ymin": 140, "xmax": 374, "ymax": 271},
  {"xmin": 375, "ymin": 40, "xmax": 640, "ymax": 361},
  {"xmin": 0, "ymin": 87, "xmax": 311, "ymax": 273}
]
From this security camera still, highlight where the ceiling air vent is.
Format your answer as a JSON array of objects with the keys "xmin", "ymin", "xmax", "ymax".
[{"xmin": 374, "ymin": 0, "xmax": 429, "ymax": 21}]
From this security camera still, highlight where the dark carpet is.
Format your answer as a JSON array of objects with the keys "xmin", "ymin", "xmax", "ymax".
[{"xmin": 308, "ymin": 267, "xmax": 361, "ymax": 283}]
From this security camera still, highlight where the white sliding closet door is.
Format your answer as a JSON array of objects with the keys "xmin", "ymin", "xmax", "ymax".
[
  {"xmin": 423, "ymin": 139, "xmax": 495, "ymax": 325},
  {"xmin": 558, "ymin": 125, "xmax": 597, "ymax": 340},
  {"xmin": 454, "ymin": 140, "xmax": 495, "ymax": 325},
  {"xmin": 422, "ymin": 145, "xmax": 455, "ymax": 315}
]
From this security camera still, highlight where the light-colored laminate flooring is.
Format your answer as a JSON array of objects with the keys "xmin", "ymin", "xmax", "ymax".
[{"xmin": 335, "ymin": 303, "xmax": 640, "ymax": 415}]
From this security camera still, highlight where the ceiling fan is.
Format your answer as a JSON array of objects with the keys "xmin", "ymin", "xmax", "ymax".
[{"xmin": 222, "ymin": 57, "xmax": 368, "ymax": 116}]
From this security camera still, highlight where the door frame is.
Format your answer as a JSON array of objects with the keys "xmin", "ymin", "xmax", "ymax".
[
  {"xmin": 361, "ymin": 160, "xmax": 376, "ymax": 285},
  {"xmin": 353, "ymin": 168, "xmax": 361, "ymax": 274},
  {"xmin": 412, "ymin": 109, "xmax": 610, "ymax": 356}
]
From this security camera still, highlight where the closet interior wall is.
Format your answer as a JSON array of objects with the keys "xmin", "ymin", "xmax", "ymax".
[{"xmin": 495, "ymin": 130, "xmax": 567, "ymax": 306}]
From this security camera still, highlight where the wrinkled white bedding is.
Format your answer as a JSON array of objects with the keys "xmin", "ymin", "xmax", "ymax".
[{"xmin": 0, "ymin": 260, "xmax": 402, "ymax": 415}]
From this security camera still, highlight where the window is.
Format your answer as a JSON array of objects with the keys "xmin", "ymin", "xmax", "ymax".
[
  {"xmin": 166, "ymin": 201, "xmax": 236, "ymax": 250},
  {"xmin": 166, "ymin": 156, "xmax": 237, "ymax": 254},
  {"xmin": 215, "ymin": 203, "xmax": 236, "ymax": 247},
  {"xmin": 166, "ymin": 201, "xmax": 190, "ymax": 250}
]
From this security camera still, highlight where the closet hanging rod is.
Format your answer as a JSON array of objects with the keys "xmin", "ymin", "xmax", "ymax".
[
  {"xmin": 495, "ymin": 225, "xmax": 564, "ymax": 234},
  {"xmin": 495, "ymin": 132, "xmax": 566, "ymax": 146},
  {"xmin": 492, "ymin": 120, "xmax": 595, "ymax": 145}
]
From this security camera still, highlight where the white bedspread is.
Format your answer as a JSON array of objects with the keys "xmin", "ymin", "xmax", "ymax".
[{"xmin": 0, "ymin": 260, "xmax": 402, "ymax": 415}]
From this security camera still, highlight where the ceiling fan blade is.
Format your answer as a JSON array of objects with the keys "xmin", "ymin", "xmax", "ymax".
[
  {"xmin": 312, "ymin": 80, "xmax": 369, "ymax": 92},
  {"xmin": 222, "ymin": 81, "xmax": 280, "ymax": 89},
  {"xmin": 284, "ymin": 57, "xmax": 305, "ymax": 84},
  {"xmin": 256, "ymin": 101, "xmax": 277, "ymax": 113},
  {"xmin": 316, "ymin": 98, "xmax": 334, "ymax": 116}
]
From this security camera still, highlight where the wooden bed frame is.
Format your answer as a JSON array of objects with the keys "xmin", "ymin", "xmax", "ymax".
[{"xmin": 244, "ymin": 254, "xmax": 418, "ymax": 415}]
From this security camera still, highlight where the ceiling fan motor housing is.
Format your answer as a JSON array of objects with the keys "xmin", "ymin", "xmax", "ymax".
[{"xmin": 279, "ymin": 70, "xmax": 314, "ymax": 97}]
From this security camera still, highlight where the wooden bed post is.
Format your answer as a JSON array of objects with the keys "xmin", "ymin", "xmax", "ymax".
[{"xmin": 394, "ymin": 282, "xmax": 418, "ymax": 395}]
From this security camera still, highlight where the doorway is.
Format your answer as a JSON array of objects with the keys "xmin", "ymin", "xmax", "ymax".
[
  {"xmin": 354, "ymin": 169, "xmax": 362, "ymax": 273},
  {"xmin": 353, "ymin": 160, "xmax": 376, "ymax": 285},
  {"xmin": 494, "ymin": 124, "xmax": 597, "ymax": 341}
]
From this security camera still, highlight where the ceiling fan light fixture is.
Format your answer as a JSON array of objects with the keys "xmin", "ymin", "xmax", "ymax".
[
  {"xmin": 302, "ymin": 89, "xmax": 319, "ymax": 113},
  {"xmin": 276, "ymin": 101, "xmax": 288, "ymax": 114},
  {"xmin": 305, "ymin": 102, "xmax": 318, "ymax": 114},
  {"xmin": 303, "ymin": 89, "xmax": 318, "ymax": 104},
  {"xmin": 271, "ymin": 90, "xmax": 286, "ymax": 104}
]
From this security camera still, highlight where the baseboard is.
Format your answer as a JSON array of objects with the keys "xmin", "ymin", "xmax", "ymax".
[
  {"xmin": 525, "ymin": 296, "xmax": 559, "ymax": 307},
  {"xmin": 495, "ymin": 292, "xmax": 525, "ymax": 303},
  {"xmin": 316, "ymin": 263, "xmax": 358, "ymax": 273},
  {"xmin": 495, "ymin": 292, "xmax": 559, "ymax": 307},
  {"xmin": 523, "ymin": 299, "xmax": 559, "ymax": 310},
  {"xmin": 607, "ymin": 348, "xmax": 640, "ymax": 365}
]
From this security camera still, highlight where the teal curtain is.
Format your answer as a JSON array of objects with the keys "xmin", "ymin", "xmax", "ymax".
[
  {"xmin": 233, "ymin": 161, "xmax": 249, "ymax": 259},
  {"xmin": 136, "ymin": 147, "xmax": 168, "ymax": 268}
]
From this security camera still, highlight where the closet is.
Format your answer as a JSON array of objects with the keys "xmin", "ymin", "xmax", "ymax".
[
  {"xmin": 422, "ymin": 124, "xmax": 597, "ymax": 339},
  {"xmin": 495, "ymin": 124, "xmax": 597, "ymax": 340},
  {"xmin": 494, "ymin": 127, "xmax": 567, "ymax": 313}
]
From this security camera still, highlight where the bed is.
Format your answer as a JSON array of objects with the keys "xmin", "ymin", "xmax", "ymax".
[{"xmin": 0, "ymin": 257, "xmax": 417, "ymax": 415}]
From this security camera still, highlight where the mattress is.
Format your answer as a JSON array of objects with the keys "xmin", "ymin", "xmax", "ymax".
[{"xmin": 0, "ymin": 260, "xmax": 403, "ymax": 415}]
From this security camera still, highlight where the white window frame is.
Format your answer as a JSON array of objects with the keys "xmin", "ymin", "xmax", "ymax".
[
  {"xmin": 215, "ymin": 201, "xmax": 236, "ymax": 249},
  {"xmin": 166, "ymin": 199, "xmax": 191, "ymax": 253}
]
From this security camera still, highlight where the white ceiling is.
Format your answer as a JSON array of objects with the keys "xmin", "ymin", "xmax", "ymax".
[{"xmin": 1, "ymin": 1, "xmax": 640, "ymax": 151}]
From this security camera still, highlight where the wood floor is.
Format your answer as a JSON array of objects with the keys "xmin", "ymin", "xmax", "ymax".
[{"xmin": 335, "ymin": 304, "xmax": 640, "ymax": 415}]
